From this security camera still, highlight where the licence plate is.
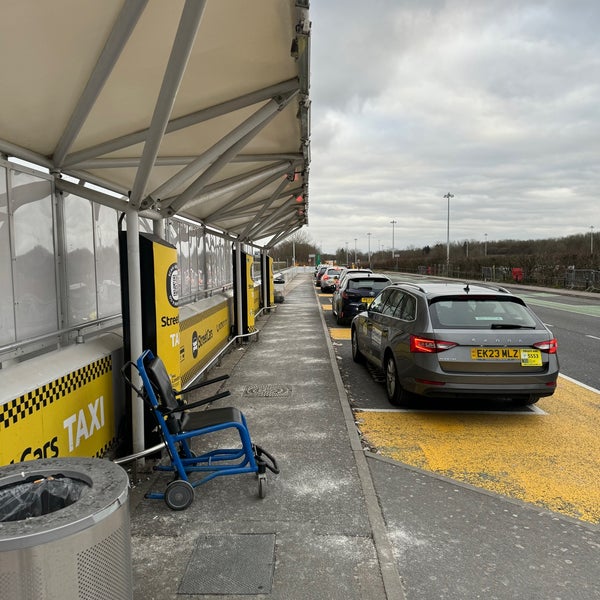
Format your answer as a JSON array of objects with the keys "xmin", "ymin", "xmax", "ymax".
[
  {"xmin": 470, "ymin": 348, "xmax": 542, "ymax": 366},
  {"xmin": 361, "ymin": 297, "xmax": 374, "ymax": 305}
]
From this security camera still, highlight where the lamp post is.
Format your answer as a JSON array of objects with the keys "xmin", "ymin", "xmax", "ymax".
[
  {"xmin": 443, "ymin": 192, "xmax": 454, "ymax": 274},
  {"xmin": 345, "ymin": 241, "xmax": 349, "ymax": 265},
  {"xmin": 354, "ymin": 238, "xmax": 357, "ymax": 265},
  {"xmin": 367, "ymin": 232, "xmax": 372, "ymax": 267},
  {"xmin": 591, "ymin": 226, "xmax": 595, "ymax": 256},
  {"xmin": 390, "ymin": 219, "xmax": 397, "ymax": 260},
  {"xmin": 484, "ymin": 232, "xmax": 488, "ymax": 256}
]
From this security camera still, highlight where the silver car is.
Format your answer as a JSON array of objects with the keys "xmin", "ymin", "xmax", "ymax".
[{"xmin": 351, "ymin": 281, "xmax": 559, "ymax": 406}]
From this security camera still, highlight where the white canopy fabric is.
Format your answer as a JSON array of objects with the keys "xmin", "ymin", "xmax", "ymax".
[{"xmin": 0, "ymin": 0, "xmax": 310, "ymax": 248}]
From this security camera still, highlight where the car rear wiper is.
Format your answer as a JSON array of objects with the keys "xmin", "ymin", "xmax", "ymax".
[{"xmin": 490, "ymin": 323, "xmax": 536, "ymax": 329}]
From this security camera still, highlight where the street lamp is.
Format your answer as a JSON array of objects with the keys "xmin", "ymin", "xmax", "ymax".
[
  {"xmin": 591, "ymin": 226, "xmax": 595, "ymax": 256},
  {"xmin": 354, "ymin": 238, "xmax": 357, "ymax": 265},
  {"xmin": 443, "ymin": 192, "xmax": 454, "ymax": 273},
  {"xmin": 484, "ymin": 233, "xmax": 488, "ymax": 256},
  {"xmin": 367, "ymin": 232, "xmax": 372, "ymax": 267},
  {"xmin": 390, "ymin": 219, "xmax": 397, "ymax": 259},
  {"xmin": 345, "ymin": 241, "xmax": 349, "ymax": 265}
]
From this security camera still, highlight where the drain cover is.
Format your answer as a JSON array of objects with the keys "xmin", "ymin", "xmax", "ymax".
[
  {"xmin": 244, "ymin": 384, "xmax": 292, "ymax": 397},
  {"xmin": 179, "ymin": 533, "xmax": 276, "ymax": 595}
]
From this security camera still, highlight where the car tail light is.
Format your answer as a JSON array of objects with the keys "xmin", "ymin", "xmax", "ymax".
[
  {"xmin": 410, "ymin": 335, "xmax": 457, "ymax": 353},
  {"xmin": 533, "ymin": 339, "xmax": 558, "ymax": 354}
]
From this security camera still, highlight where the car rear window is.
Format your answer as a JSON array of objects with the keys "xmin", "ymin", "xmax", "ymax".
[
  {"xmin": 429, "ymin": 297, "xmax": 538, "ymax": 329},
  {"xmin": 348, "ymin": 278, "xmax": 390, "ymax": 292}
]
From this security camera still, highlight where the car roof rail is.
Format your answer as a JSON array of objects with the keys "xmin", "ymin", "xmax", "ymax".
[{"xmin": 396, "ymin": 281, "xmax": 426, "ymax": 293}]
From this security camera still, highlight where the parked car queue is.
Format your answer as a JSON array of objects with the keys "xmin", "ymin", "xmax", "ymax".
[{"xmin": 319, "ymin": 276, "xmax": 559, "ymax": 410}]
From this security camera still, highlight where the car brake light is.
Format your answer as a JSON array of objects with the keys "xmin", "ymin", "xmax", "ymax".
[
  {"xmin": 533, "ymin": 339, "xmax": 558, "ymax": 354},
  {"xmin": 410, "ymin": 335, "xmax": 457, "ymax": 353}
]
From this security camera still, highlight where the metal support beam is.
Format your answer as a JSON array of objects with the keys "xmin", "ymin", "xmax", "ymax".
[
  {"xmin": 62, "ymin": 79, "xmax": 299, "ymax": 168},
  {"xmin": 53, "ymin": 0, "xmax": 148, "ymax": 167},
  {"xmin": 125, "ymin": 209, "xmax": 145, "ymax": 463},
  {"xmin": 148, "ymin": 93, "xmax": 295, "ymax": 203},
  {"xmin": 129, "ymin": 0, "xmax": 207, "ymax": 208},
  {"xmin": 163, "ymin": 90, "xmax": 298, "ymax": 215}
]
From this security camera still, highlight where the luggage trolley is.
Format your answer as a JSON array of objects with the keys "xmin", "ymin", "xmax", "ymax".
[{"xmin": 122, "ymin": 350, "xmax": 279, "ymax": 510}]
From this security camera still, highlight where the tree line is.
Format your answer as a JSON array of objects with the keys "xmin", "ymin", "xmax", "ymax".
[{"xmin": 272, "ymin": 231, "xmax": 599, "ymax": 291}]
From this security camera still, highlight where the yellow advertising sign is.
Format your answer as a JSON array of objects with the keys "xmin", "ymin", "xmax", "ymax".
[
  {"xmin": 179, "ymin": 304, "xmax": 230, "ymax": 386},
  {"xmin": 0, "ymin": 357, "xmax": 116, "ymax": 465},
  {"xmin": 245, "ymin": 253, "xmax": 255, "ymax": 330},
  {"xmin": 268, "ymin": 256, "xmax": 275, "ymax": 306},
  {"xmin": 152, "ymin": 240, "xmax": 181, "ymax": 389}
]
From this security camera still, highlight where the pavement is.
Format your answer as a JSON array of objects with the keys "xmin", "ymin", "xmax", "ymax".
[{"xmin": 128, "ymin": 272, "xmax": 599, "ymax": 600}]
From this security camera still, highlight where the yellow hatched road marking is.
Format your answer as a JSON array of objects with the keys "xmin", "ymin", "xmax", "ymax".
[
  {"xmin": 329, "ymin": 328, "xmax": 351, "ymax": 340},
  {"xmin": 355, "ymin": 377, "xmax": 600, "ymax": 524}
]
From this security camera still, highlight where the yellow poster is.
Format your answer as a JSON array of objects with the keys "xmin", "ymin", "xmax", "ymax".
[
  {"xmin": 153, "ymin": 241, "xmax": 181, "ymax": 389},
  {"xmin": 245, "ymin": 253, "xmax": 255, "ymax": 330},
  {"xmin": 0, "ymin": 357, "xmax": 116, "ymax": 465}
]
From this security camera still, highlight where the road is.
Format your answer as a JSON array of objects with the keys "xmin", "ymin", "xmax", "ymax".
[{"xmin": 317, "ymin": 279, "xmax": 600, "ymax": 524}]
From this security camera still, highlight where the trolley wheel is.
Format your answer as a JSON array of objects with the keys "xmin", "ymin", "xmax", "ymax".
[
  {"xmin": 258, "ymin": 475, "xmax": 267, "ymax": 499},
  {"xmin": 165, "ymin": 479, "xmax": 194, "ymax": 510}
]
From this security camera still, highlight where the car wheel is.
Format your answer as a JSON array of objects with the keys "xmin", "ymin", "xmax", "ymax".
[
  {"xmin": 351, "ymin": 328, "xmax": 364, "ymax": 363},
  {"xmin": 384, "ymin": 354, "xmax": 409, "ymax": 407}
]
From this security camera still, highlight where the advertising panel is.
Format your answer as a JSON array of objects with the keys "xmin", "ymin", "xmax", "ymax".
[{"xmin": 0, "ymin": 357, "xmax": 116, "ymax": 464}]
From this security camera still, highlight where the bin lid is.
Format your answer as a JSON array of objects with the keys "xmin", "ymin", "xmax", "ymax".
[{"xmin": 0, "ymin": 457, "xmax": 129, "ymax": 550}]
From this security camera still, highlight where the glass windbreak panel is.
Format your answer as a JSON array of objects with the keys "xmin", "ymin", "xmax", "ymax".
[
  {"xmin": 0, "ymin": 166, "xmax": 15, "ymax": 345},
  {"xmin": 95, "ymin": 203, "xmax": 121, "ymax": 318},
  {"xmin": 11, "ymin": 170, "xmax": 58, "ymax": 339},
  {"xmin": 206, "ymin": 233, "xmax": 217, "ymax": 288},
  {"xmin": 197, "ymin": 228, "xmax": 205, "ymax": 289},
  {"xmin": 64, "ymin": 194, "xmax": 96, "ymax": 325},
  {"xmin": 189, "ymin": 229, "xmax": 198, "ymax": 294},
  {"xmin": 179, "ymin": 222, "xmax": 190, "ymax": 298},
  {"xmin": 430, "ymin": 297, "xmax": 538, "ymax": 329}
]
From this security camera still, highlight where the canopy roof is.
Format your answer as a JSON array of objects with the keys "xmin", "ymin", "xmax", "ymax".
[{"xmin": 0, "ymin": 0, "xmax": 310, "ymax": 248}]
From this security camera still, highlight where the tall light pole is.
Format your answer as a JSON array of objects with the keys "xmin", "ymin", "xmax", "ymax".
[
  {"xmin": 443, "ymin": 192, "xmax": 454, "ymax": 273},
  {"xmin": 390, "ymin": 219, "xmax": 397, "ymax": 260},
  {"xmin": 345, "ymin": 241, "xmax": 349, "ymax": 265},
  {"xmin": 484, "ymin": 232, "xmax": 488, "ymax": 256},
  {"xmin": 354, "ymin": 238, "xmax": 357, "ymax": 265},
  {"xmin": 591, "ymin": 226, "xmax": 595, "ymax": 256},
  {"xmin": 367, "ymin": 232, "xmax": 372, "ymax": 267}
]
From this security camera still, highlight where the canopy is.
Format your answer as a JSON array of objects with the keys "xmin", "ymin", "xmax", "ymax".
[{"xmin": 0, "ymin": 0, "xmax": 310, "ymax": 247}]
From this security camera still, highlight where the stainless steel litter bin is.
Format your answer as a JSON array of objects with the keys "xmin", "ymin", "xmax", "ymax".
[{"xmin": 0, "ymin": 457, "xmax": 132, "ymax": 600}]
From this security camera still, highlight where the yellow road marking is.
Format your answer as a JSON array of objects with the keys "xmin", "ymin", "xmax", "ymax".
[
  {"xmin": 330, "ymin": 328, "xmax": 351, "ymax": 340},
  {"xmin": 355, "ymin": 377, "xmax": 600, "ymax": 524},
  {"xmin": 322, "ymin": 304, "xmax": 332, "ymax": 311}
]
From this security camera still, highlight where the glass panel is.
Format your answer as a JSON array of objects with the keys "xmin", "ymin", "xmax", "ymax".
[
  {"xmin": 95, "ymin": 203, "xmax": 121, "ymax": 318},
  {"xmin": 64, "ymin": 193, "xmax": 96, "ymax": 325},
  {"xmin": 0, "ymin": 167, "xmax": 15, "ymax": 345},
  {"xmin": 189, "ymin": 227, "xmax": 198, "ymax": 294},
  {"xmin": 197, "ymin": 228, "xmax": 205, "ymax": 289},
  {"xmin": 179, "ymin": 222, "xmax": 190, "ymax": 298},
  {"xmin": 11, "ymin": 170, "xmax": 58, "ymax": 339}
]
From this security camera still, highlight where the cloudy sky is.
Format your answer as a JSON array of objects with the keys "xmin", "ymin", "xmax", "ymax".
[{"xmin": 305, "ymin": 0, "xmax": 600, "ymax": 256}]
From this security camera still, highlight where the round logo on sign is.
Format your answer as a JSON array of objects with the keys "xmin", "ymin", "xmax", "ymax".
[
  {"xmin": 192, "ymin": 331, "xmax": 199, "ymax": 358},
  {"xmin": 166, "ymin": 263, "xmax": 180, "ymax": 307}
]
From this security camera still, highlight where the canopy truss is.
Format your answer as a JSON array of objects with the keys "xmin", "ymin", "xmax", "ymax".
[{"xmin": 0, "ymin": 0, "xmax": 311, "ymax": 248}]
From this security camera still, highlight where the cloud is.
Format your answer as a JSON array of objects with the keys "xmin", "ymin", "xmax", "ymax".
[{"xmin": 306, "ymin": 0, "xmax": 600, "ymax": 254}]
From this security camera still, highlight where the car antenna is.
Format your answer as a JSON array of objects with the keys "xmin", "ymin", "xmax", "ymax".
[{"xmin": 463, "ymin": 283, "xmax": 470, "ymax": 293}]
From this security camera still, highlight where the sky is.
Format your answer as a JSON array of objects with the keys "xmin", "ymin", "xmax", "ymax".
[{"xmin": 305, "ymin": 0, "xmax": 600, "ymax": 256}]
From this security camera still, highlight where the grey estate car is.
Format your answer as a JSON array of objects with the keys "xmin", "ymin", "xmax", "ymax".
[{"xmin": 351, "ymin": 281, "xmax": 559, "ymax": 406}]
